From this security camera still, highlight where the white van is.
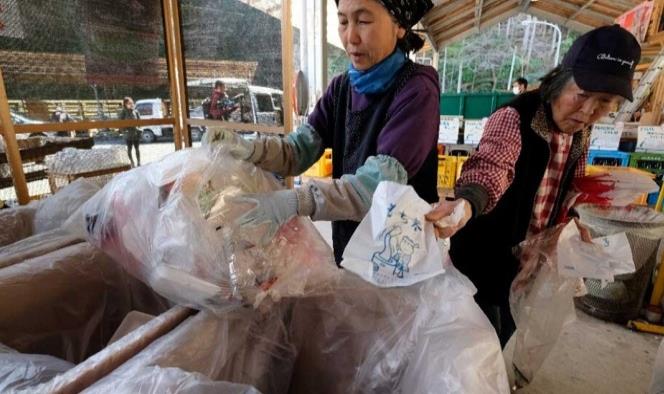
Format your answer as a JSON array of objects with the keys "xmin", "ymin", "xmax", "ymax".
[
  {"xmin": 134, "ymin": 99, "xmax": 206, "ymax": 143},
  {"xmin": 187, "ymin": 78, "xmax": 284, "ymax": 126}
]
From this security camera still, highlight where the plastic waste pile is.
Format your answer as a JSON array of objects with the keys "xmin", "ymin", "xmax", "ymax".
[
  {"xmin": 67, "ymin": 144, "xmax": 340, "ymax": 312},
  {"xmin": 0, "ymin": 139, "xmax": 512, "ymax": 393}
]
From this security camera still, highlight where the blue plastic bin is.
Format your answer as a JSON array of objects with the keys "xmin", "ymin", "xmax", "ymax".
[{"xmin": 587, "ymin": 149, "xmax": 630, "ymax": 167}]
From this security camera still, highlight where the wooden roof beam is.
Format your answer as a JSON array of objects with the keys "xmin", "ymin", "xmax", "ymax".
[
  {"xmin": 430, "ymin": 0, "xmax": 516, "ymax": 36},
  {"xmin": 436, "ymin": 7, "xmax": 521, "ymax": 47},
  {"xmin": 423, "ymin": 0, "xmax": 472, "ymax": 27},
  {"xmin": 429, "ymin": 6, "xmax": 479, "ymax": 36},
  {"xmin": 434, "ymin": 1, "xmax": 520, "ymax": 46},
  {"xmin": 537, "ymin": 0, "xmax": 615, "ymax": 25},
  {"xmin": 567, "ymin": 0, "xmax": 597, "ymax": 22},
  {"xmin": 527, "ymin": 7, "xmax": 595, "ymax": 33}
]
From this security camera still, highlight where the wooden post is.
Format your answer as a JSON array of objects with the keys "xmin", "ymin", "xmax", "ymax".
[
  {"xmin": 0, "ymin": 69, "xmax": 29, "ymax": 205},
  {"xmin": 282, "ymin": 0, "xmax": 294, "ymax": 135},
  {"xmin": 282, "ymin": 0, "xmax": 294, "ymax": 188},
  {"xmin": 163, "ymin": 0, "xmax": 189, "ymax": 149}
]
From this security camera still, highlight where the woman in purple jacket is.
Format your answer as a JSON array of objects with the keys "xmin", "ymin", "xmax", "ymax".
[{"xmin": 220, "ymin": 0, "xmax": 440, "ymax": 264}]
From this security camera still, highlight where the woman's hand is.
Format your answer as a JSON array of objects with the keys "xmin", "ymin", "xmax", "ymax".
[{"xmin": 425, "ymin": 198, "xmax": 472, "ymax": 239}]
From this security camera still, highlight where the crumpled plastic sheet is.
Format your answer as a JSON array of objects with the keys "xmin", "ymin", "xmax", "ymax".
[
  {"xmin": 85, "ymin": 304, "xmax": 294, "ymax": 394},
  {"xmin": 67, "ymin": 146, "xmax": 340, "ymax": 313},
  {"xmin": 82, "ymin": 267, "xmax": 509, "ymax": 394},
  {"xmin": 0, "ymin": 344, "xmax": 74, "ymax": 392},
  {"xmin": 288, "ymin": 267, "xmax": 510, "ymax": 394},
  {"xmin": 0, "ymin": 242, "xmax": 169, "ymax": 363},
  {"xmin": 84, "ymin": 366, "xmax": 261, "ymax": 394},
  {"xmin": 33, "ymin": 178, "xmax": 100, "ymax": 234},
  {"xmin": 0, "ymin": 204, "xmax": 37, "ymax": 247},
  {"xmin": 510, "ymin": 224, "xmax": 578, "ymax": 387}
]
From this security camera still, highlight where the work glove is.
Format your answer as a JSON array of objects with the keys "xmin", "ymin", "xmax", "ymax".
[
  {"xmin": 235, "ymin": 189, "xmax": 299, "ymax": 245},
  {"xmin": 203, "ymin": 128, "xmax": 255, "ymax": 161}
]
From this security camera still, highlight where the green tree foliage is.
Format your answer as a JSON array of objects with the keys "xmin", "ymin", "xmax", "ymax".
[{"xmin": 438, "ymin": 14, "xmax": 579, "ymax": 93}]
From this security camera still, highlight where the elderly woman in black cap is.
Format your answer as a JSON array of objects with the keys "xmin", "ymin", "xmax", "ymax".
[
  {"xmin": 427, "ymin": 25, "xmax": 642, "ymax": 346},
  {"xmin": 217, "ymin": 0, "xmax": 439, "ymax": 263}
]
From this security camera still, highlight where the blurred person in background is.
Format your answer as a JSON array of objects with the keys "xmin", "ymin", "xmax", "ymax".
[
  {"xmin": 512, "ymin": 77, "xmax": 528, "ymax": 95},
  {"xmin": 119, "ymin": 97, "xmax": 141, "ymax": 167}
]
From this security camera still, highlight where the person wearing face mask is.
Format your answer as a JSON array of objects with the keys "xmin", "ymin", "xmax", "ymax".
[
  {"xmin": 512, "ymin": 77, "xmax": 528, "ymax": 95},
  {"xmin": 217, "ymin": 0, "xmax": 439, "ymax": 264},
  {"xmin": 426, "ymin": 25, "xmax": 641, "ymax": 346}
]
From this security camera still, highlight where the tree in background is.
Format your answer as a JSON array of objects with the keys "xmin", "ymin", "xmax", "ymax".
[{"xmin": 438, "ymin": 14, "xmax": 579, "ymax": 93}]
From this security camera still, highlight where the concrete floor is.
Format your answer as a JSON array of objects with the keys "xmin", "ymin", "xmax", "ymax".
[
  {"xmin": 506, "ymin": 311, "xmax": 661, "ymax": 394},
  {"xmin": 312, "ymin": 220, "xmax": 663, "ymax": 393}
]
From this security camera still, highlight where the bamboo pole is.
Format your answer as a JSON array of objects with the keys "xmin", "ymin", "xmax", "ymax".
[
  {"xmin": 0, "ymin": 69, "xmax": 29, "ymax": 205},
  {"xmin": 163, "ymin": 0, "xmax": 189, "ymax": 149},
  {"xmin": 282, "ymin": 0, "xmax": 294, "ymax": 188}
]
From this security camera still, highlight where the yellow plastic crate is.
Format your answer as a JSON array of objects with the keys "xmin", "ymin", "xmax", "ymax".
[
  {"xmin": 304, "ymin": 148, "xmax": 333, "ymax": 177},
  {"xmin": 455, "ymin": 156, "xmax": 469, "ymax": 181},
  {"xmin": 437, "ymin": 155, "xmax": 457, "ymax": 188}
]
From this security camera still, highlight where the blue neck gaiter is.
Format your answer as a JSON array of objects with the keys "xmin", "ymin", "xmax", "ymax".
[{"xmin": 348, "ymin": 48, "xmax": 407, "ymax": 95}]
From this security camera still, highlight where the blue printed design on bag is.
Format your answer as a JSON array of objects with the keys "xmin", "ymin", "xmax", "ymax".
[
  {"xmin": 371, "ymin": 225, "xmax": 420, "ymax": 279},
  {"xmin": 387, "ymin": 203, "xmax": 397, "ymax": 218}
]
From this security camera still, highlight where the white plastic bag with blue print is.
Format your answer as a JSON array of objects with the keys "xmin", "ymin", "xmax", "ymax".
[{"xmin": 341, "ymin": 181, "xmax": 448, "ymax": 287}]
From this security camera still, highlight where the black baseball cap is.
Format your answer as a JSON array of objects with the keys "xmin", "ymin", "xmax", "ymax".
[{"xmin": 562, "ymin": 24, "xmax": 641, "ymax": 101}]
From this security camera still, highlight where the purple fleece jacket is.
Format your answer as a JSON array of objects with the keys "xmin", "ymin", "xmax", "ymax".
[{"xmin": 307, "ymin": 65, "xmax": 440, "ymax": 178}]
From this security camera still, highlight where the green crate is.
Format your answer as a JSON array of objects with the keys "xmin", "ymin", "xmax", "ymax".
[{"xmin": 628, "ymin": 152, "xmax": 664, "ymax": 175}]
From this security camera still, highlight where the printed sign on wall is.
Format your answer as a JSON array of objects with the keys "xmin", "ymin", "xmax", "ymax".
[
  {"xmin": 589, "ymin": 123, "xmax": 621, "ymax": 150},
  {"xmin": 438, "ymin": 116, "xmax": 461, "ymax": 144},
  {"xmin": 463, "ymin": 118, "xmax": 487, "ymax": 145},
  {"xmin": 637, "ymin": 125, "xmax": 664, "ymax": 152}
]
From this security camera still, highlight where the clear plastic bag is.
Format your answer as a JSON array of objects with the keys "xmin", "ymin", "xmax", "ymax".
[
  {"xmin": 0, "ymin": 242, "xmax": 169, "ymax": 363},
  {"xmin": 288, "ymin": 267, "xmax": 510, "ymax": 394},
  {"xmin": 33, "ymin": 178, "xmax": 100, "ymax": 234},
  {"xmin": 0, "ymin": 345, "xmax": 74, "ymax": 392},
  {"xmin": 85, "ymin": 306, "xmax": 295, "ymax": 394},
  {"xmin": 510, "ymin": 223, "xmax": 580, "ymax": 387},
  {"xmin": 66, "ymin": 146, "xmax": 339, "ymax": 313},
  {"xmin": 83, "ymin": 366, "xmax": 261, "ymax": 394},
  {"xmin": 0, "ymin": 204, "xmax": 37, "ymax": 247}
]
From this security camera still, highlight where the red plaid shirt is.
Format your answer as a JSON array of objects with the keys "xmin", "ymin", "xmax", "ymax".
[{"xmin": 457, "ymin": 107, "xmax": 587, "ymax": 233}]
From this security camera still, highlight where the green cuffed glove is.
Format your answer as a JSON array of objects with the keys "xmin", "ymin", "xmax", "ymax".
[
  {"xmin": 235, "ymin": 189, "xmax": 299, "ymax": 245},
  {"xmin": 203, "ymin": 128, "xmax": 255, "ymax": 161}
]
